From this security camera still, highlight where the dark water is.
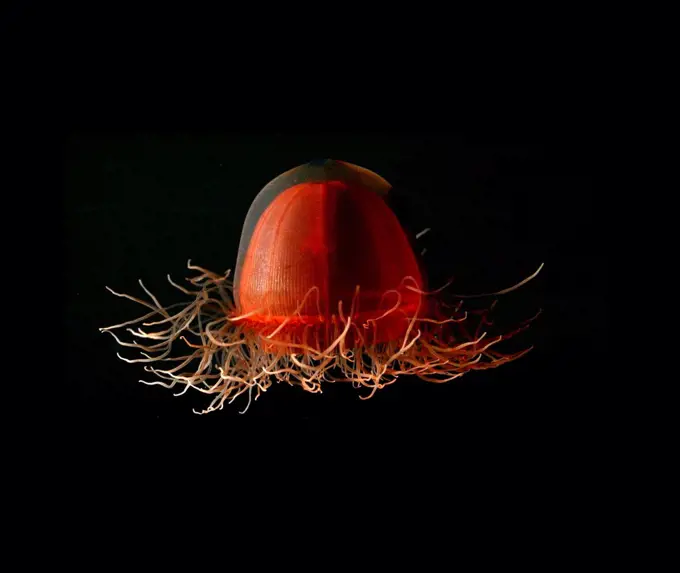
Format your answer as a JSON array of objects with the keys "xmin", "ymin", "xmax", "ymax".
[{"xmin": 62, "ymin": 131, "xmax": 603, "ymax": 462}]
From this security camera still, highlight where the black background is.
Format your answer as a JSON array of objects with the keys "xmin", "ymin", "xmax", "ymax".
[
  {"xmin": 62, "ymin": 130, "xmax": 604, "ymax": 459},
  {"xmin": 2, "ymin": 2, "xmax": 610, "ymax": 555}
]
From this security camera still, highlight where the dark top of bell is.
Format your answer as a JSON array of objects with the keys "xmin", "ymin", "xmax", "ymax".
[{"xmin": 307, "ymin": 159, "xmax": 332, "ymax": 167}]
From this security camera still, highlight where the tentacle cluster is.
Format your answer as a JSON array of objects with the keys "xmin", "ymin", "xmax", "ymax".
[{"xmin": 101, "ymin": 261, "xmax": 542, "ymax": 414}]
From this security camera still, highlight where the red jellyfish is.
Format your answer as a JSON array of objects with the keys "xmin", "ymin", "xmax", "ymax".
[{"xmin": 101, "ymin": 159, "xmax": 542, "ymax": 414}]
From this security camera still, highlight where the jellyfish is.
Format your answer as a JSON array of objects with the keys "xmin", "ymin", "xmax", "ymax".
[{"xmin": 101, "ymin": 159, "xmax": 542, "ymax": 414}]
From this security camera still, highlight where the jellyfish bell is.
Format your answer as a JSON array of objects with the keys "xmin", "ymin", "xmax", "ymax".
[
  {"xmin": 101, "ymin": 159, "xmax": 542, "ymax": 414},
  {"xmin": 234, "ymin": 159, "xmax": 423, "ymax": 350}
]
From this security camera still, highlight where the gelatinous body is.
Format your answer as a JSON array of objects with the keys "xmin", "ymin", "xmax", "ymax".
[
  {"xmin": 101, "ymin": 159, "xmax": 541, "ymax": 413},
  {"xmin": 237, "ymin": 179, "xmax": 422, "ymax": 347}
]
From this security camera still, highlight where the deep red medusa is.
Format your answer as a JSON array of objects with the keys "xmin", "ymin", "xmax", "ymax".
[{"xmin": 102, "ymin": 159, "xmax": 542, "ymax": 413}]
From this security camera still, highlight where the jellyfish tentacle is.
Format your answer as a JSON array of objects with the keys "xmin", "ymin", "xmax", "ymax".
[{"xmin": 102, "ymin": 261, "xmax": 541, "ymax": 414}]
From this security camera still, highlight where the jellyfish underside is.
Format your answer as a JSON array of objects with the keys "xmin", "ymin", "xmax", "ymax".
[
  {"xmin": 101, "ymin": 161, "xmax": 542, "ymax": 414},
  {"xmin": 101, "ymin": 263, "xmax": 541, "ymax": 415}
]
